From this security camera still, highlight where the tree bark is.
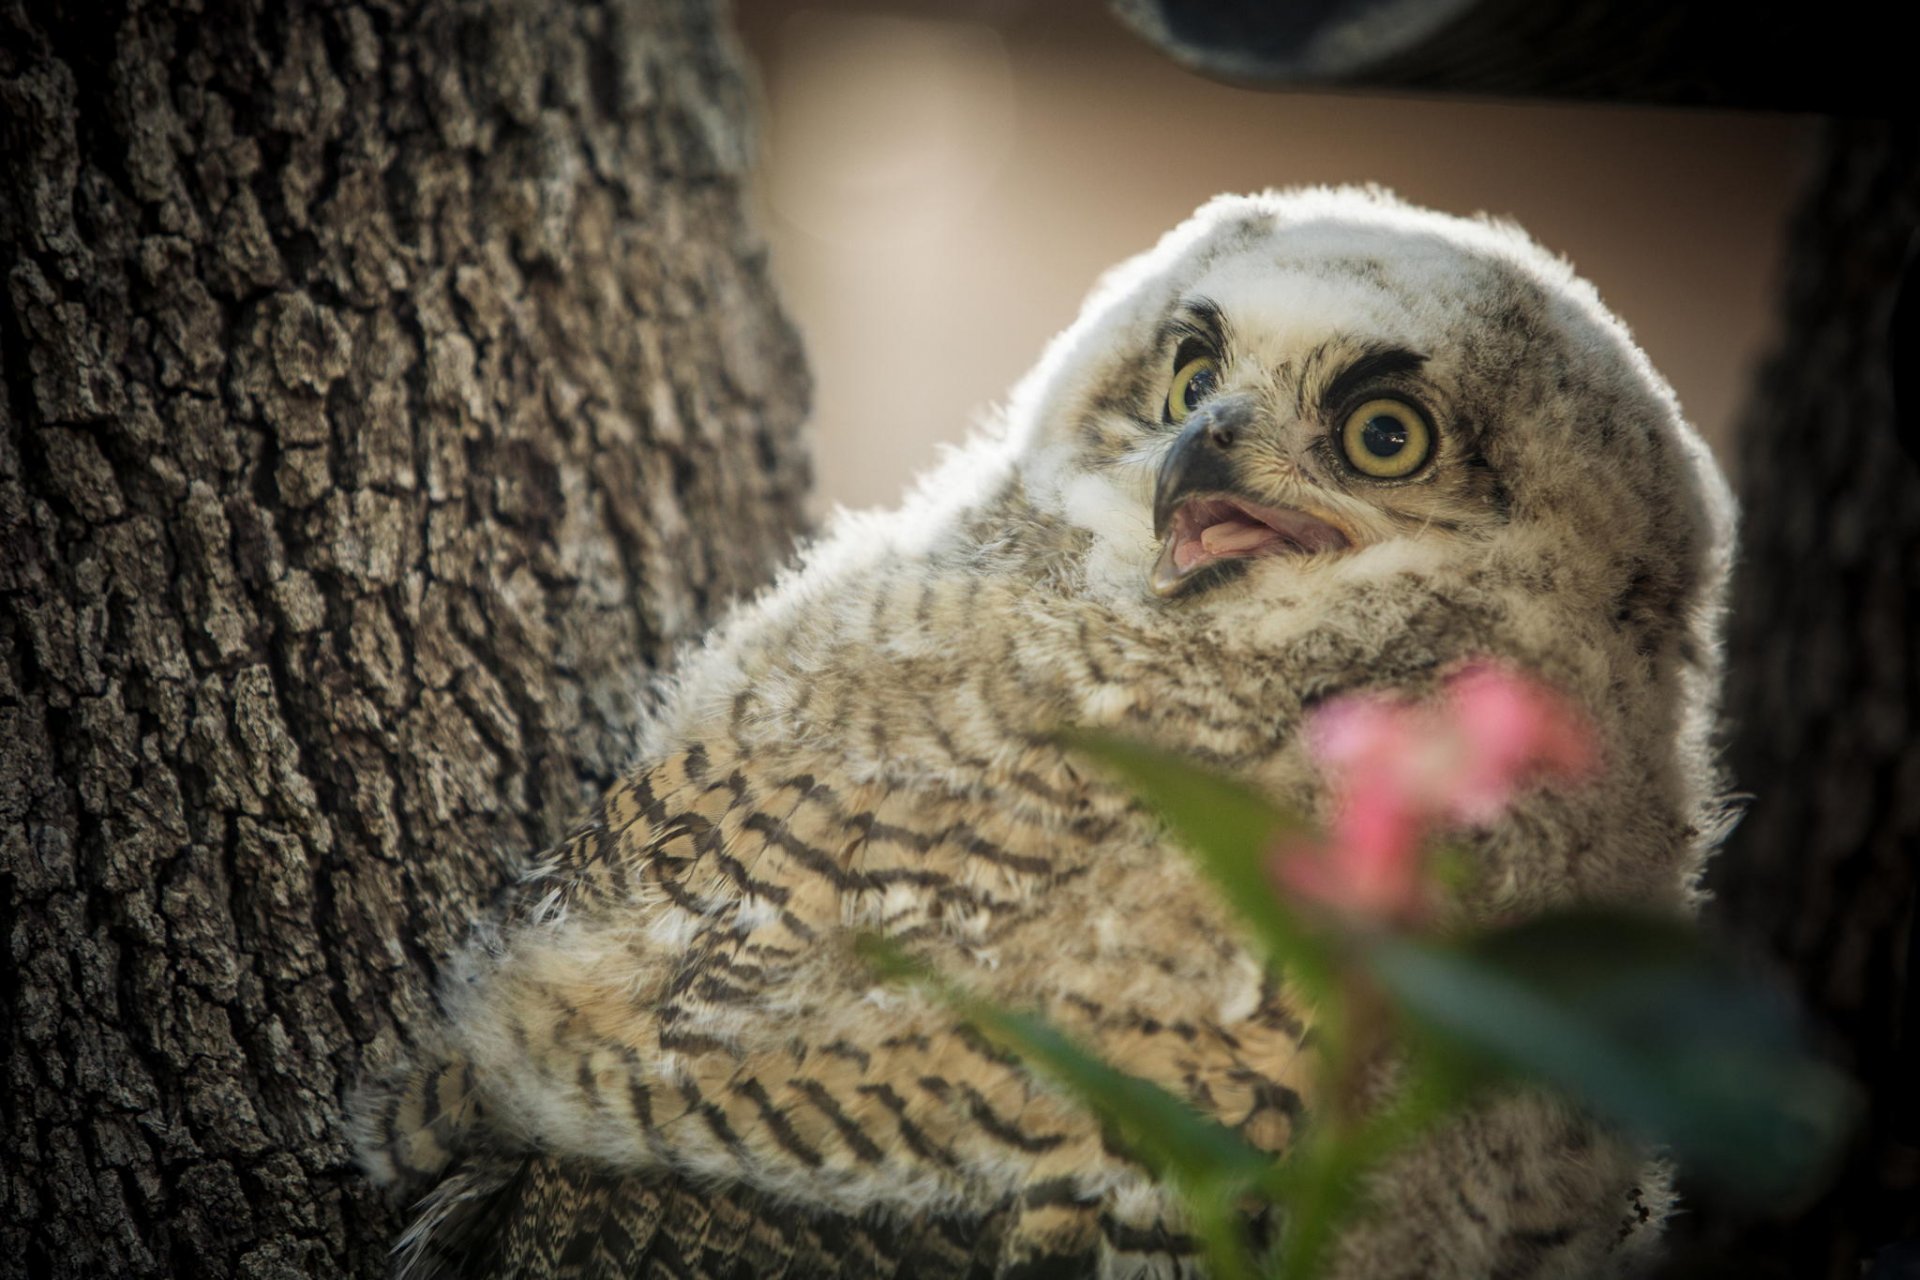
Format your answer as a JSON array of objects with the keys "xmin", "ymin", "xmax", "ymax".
[
  {"xmin": 0, "ymin": 1, "xmax": 809, "ymax": 1276},
  {"xmin": 1675, "ymin": 122, "xmax": 1920, "ymax": 1279}
]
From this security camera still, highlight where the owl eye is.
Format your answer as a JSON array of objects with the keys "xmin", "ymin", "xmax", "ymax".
[
  {"xmin": 1339, "ymin": 398, "xmax": 1433, "ymax": 479},
  {"xmin": 1166, "ymin": 356, "xmax": 1221, "ymax": 424}
]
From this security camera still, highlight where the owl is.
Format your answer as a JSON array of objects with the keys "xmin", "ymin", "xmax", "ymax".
[{"xmin": 354, "ymin": 187, "xmax": 1734, "ymax": 1280}]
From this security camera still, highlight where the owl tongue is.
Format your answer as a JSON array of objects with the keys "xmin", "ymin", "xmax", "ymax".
[
  {"xmin": 1176, "ymin": 517, "xmax": 1282, "ymax": 571},
  {"xmin": 1152, "ymin": 494, "xmax": 1352, "ymax": 596}
]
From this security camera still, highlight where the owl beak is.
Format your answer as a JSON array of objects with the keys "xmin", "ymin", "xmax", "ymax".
[
  {"xmin": 1150, "ymin": 405, "xmax": 1352, "ymax": 597},
  {"xmin": 1152, "ymin": 407, "xmax": 1249, "ymax": 541}
]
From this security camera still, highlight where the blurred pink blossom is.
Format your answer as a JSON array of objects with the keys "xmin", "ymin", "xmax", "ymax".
[{"xmin": 1272, "ymin": 661, "xmax": 1597, "ymax": 924}]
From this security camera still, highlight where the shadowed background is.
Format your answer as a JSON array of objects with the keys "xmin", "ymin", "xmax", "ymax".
[{"xmin": 733, "ymin": 0, "xmax": 1810, "ymax": 513}]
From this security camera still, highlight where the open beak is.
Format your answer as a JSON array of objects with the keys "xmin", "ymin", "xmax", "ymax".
[{"xmin": 1150, "ymin": 416, "xmax": 1353, "ymax": 598}]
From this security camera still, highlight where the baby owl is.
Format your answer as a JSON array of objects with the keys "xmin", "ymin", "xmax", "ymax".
[{"xmin": 356, "ymin": 188, "xmax": 1734, "ymax": 1279}]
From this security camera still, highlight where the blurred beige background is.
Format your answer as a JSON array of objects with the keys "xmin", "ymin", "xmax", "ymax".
[{"xmin": 733, "ymin": 0, "xmax": 1812, "ymax": 514}]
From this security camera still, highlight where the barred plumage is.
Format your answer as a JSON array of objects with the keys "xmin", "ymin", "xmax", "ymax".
[{"xmin": 355, "ymin": 188, "xmax": 1731, "ymax": 1279}]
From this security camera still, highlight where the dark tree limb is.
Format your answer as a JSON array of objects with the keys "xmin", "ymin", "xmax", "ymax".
[{"xmin": 1109, "ymin": 0, "xmax": 1904, "ymax": 113}]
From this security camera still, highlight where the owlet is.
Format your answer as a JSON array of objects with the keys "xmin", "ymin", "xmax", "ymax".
[{"xmin": 355, "ymin": 188, "xmax": 1734, "ymax": 1280}]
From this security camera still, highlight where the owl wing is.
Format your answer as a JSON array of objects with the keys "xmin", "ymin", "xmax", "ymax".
[
  {"xmin": 384, "ymin": 1153, "xmax": 1021, "ymax": 1280},
  {"xmin": 359, "ymin": 732, "xmax": 1310, "ymax": 1276}
]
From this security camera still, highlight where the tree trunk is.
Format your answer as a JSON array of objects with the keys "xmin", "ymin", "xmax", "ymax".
[
  {"xmin": 0, "ymin": 1, "xmax": 809, "ymax": 1276},
  {"xmin": 1675, "ymin": 121, "xmax": 1920, "ymax": 1278}
]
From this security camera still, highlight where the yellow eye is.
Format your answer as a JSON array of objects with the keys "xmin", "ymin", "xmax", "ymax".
[
  {"xmin": 1166, "ymin": 356, "xmax": 1221, "ymax": 424},
  {"xmin": 1339, "ymin": 398, "xmax": 1433, "ymax": 479}
]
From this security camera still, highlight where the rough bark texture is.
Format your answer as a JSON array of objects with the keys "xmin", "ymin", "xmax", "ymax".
[
  {"xmin": 1674, "ymin": 122, "xmax": 1920, "ymax": 1278},
  {"xmin": 0, "ymin": 1, "xmax": 809, "ymax": 1276}
]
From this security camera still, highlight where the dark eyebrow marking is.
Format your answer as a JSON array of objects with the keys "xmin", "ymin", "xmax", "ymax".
[
  {"xmin": 1153, "ymin": 297, "xmax": 1229, "ymax": 365},
  {"xmin": 1323, "ymin": 347, "xmax": 1428, "ymax": 409}
]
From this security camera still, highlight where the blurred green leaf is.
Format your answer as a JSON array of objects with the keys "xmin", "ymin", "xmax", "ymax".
[
  {"xmin": 1365, "ymin": 909, "xmax": 1856, "ymax": 1200},
  {"xmin": 973, "ymin": 1003, "xmax": 1275, "ymax": 1188},
  {"xmin": 856, "ymin": 935, "xmax": 1273, "ymax": 1189},
  {"xmin": 1059, "ymin": 729, "xmax": 1332, "ymax": 991}
]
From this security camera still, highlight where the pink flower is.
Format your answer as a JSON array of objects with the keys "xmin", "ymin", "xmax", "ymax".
[
  {"xmin": 1443, "ymin": 662, "xmax": 1596, "ymax": 822},
  {"xmin": 1272, "ymin": 661, "xmax": 1597, "ymax": 924}
]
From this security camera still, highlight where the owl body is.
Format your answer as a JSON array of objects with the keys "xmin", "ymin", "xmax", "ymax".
[{"xmin": 357, "ymin": 189, "xmax": 1733, "ymax": 1279}]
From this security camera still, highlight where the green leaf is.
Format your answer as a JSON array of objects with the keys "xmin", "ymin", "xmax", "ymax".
[
  {"xmin": 968, "ymin": 1003, "xmax": 1277, "ymax": 1187},
  {"xmin": 856, "ymin": 936, "xmax": 1272, "ymax": 1189},
  {"xmin": 1365, "ymin": 909, "xmax": 1856, "ymax": 1200},
  {"xmin": 1058, "ymin": 728, "xmax": 1331, "ymax": 991}
]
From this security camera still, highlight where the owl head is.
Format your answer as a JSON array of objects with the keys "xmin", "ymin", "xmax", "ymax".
[{"xmin": 1002, "ymin": 187, "xmax": 1733, "ymax": 678}]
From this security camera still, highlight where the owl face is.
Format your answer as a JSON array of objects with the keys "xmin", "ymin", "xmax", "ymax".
[
  {"xmin": 1137, "ymin": 290, "xmax": 1505, "ymax": 599},
  {"xmin": 1012, "ymin": 189, "xmax": 1730, "ymax": 657}
]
